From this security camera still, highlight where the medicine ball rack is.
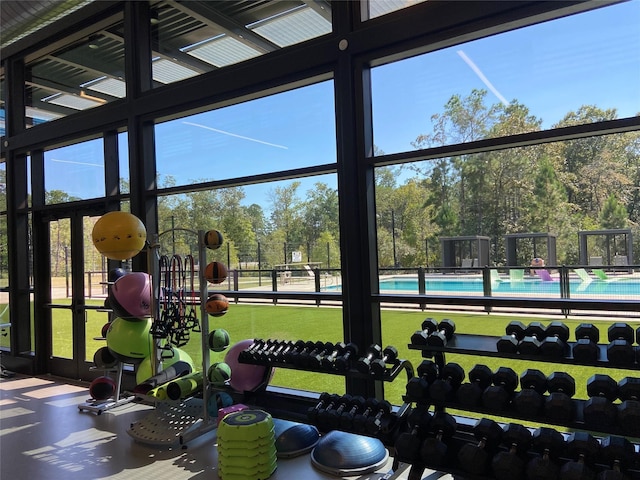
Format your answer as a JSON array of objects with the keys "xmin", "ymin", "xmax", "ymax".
[
  {"xmin": 127, "ymin": 229, "xmax": 218, "ymax": 447},
  {"xmin": 399, "ymin": 330, "xmax": 640, "ymax": 480}
]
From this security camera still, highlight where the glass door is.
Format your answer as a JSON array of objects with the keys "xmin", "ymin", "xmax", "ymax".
[{"xmin": 47, "ymin": 210, "xmax": 111, "ymax": 380}]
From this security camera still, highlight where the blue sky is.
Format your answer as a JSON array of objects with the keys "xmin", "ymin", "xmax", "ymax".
[{"xmin": 44, "ymin": 1, "xmax": 640, "ymax": 207}]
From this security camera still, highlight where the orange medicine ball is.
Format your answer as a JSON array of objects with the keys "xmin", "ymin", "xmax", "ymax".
[{"xmin": 204, "ymin": 261, "xmax": 227, "ymax": 284}]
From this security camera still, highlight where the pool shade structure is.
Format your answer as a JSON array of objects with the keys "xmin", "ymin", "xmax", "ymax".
[
  {"xmin": 578, "ymin": 229, "xmax": 633, "ymax": 266},
  {"xmin": 504, "ymin": 233, "xmax": 557, "ymax": 267},
  {"xmin": 440, "ymin": 235, "xmax": 490, "ymax": 270}
]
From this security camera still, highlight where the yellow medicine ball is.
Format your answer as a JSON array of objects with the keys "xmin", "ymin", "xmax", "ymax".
[{"xmin": 92, "ymin": 211, "xmax": 147, "ymax": 261}]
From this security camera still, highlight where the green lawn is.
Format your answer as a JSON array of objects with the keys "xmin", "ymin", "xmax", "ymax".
[{"xmin": 76, "ymin": 302, "xmax": 640, "ymax": 408}]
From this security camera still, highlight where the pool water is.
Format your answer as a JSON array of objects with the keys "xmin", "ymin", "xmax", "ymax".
[{"xmin": 377, "ymin": 277, "xmax": 640, "ymax": 296}]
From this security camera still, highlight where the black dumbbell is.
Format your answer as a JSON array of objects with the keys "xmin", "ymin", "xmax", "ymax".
[
  {"xmin": 497, "ymin": 320, "xmax": 527, "ymax": 353},
  {"xmin": 356, "ymin": 344, "xmax": 383, "ymax": 373},
  {"xmin": 457, "ymin": 418, "xmax": 504, "ymax": 475},
  {"xmin": 559, "ymin": 431, "xmax": 600, "ymax": 480},
  {"xmin": 544, "ymin": 372, "xmax": 576, "ymax": 423},
  {"xmin": 598, "ymin": 436, "xmax": 635, "ymax": 480},
  {"xmin": 370, "ymin": 346, "xmax": 399, "ymax": 376},
  {"xmin": 317, "ymin": 394, "xmax": 349, "ymax": 428},
  {"xmin": 338, "ymin": 395, "xmax": 366, "ymax": 431},
  {"xmin": 540, "ymin": 321, "xmax": 569, "ymax": 358},
  {"xmin": 253, "ymin": 340, "xmax": 282, "ymax": 361},
  {"xmin": 491, "ymin": 423, "xmax": 532, "ymax": 480},
  {"xmin": 263, "ymin": 340, "xmax": 295, "ymax": 362},
  {"xmin": 405, "ymin": 359, "xmax": 439, "ymax": 402},
  {"xmin": 572, "ymin": 323, "xmax": 600, "ymax": 363},
  {"xmin": 584, "ymin": 374, "xmax": 618, "ymax": 430},
  {"xmin": 482, "ymin": 366, "xmax": 519, "ymax": 412},
  {"xmin": 326, "ymin": 394, "xmax": 354, "ymax": 429},
  {"xmin": 410, "ymin": 317, "xmax": 439, "ymax": 345},
  {"xmin": 307, "ymin": 392, "xmax": 338, "ymax": 422},
  {"xmin": 456, "ymin": 364, "xmax": 492, "ymax": 407},
  {"xmin": 429, "ymin": 362, "xmax": 465, "ymax": 402},
  {"xmin": 607, "ymin": 323, "xmax": 635, "ymax": 365},
  {"xmin": 426, "ymin": 319, "xmax": 456, "ymax": 347},
  {"xmin": 283, "ymin": 340, "xmax": 314, "ymax": 363},
  {"xmin": 419, "ymin": 411, "xmax": 457, "ymax": 468},
  {"xmin": 526, "ymin": 427, "xmax": 566, "ymax": 480},
  {"xmin": 394, "ymin": 404, "xmax": 432, "ymax": 462},
  {"xmin": 238, "ymin": 339, "xmax": 269, "ymax": 361},
  {"xmin": 352, "ymin": 398, "xmax": 380, "ymax": 433},
  {"xmin": 305, "ymin": 341, "xmax": 334, "ymax": 368},
  {"xmin": 617, "ymin": 377, "xmax": 640, "ymax": 438},
  {"xmin": 292, "ymin": 341, "xmax": 326, "ymax": 367},
  {"xmin": 364, "ymin": 399, "xmax": 394, "ymax": 435},
  {"xmin": 334, "ymin": 343, "xmax": 359, "ymax": 372},
  {"xmin": 518, "ymin": 322, "xmax": 547, "ymax": 355},
  {"xmin": 513, "ymin": 368, "xmax": 547, "ymax": 417},
  {"xmin": 321, "ymin": 342, "xmax": 347, "ymax": 369}
]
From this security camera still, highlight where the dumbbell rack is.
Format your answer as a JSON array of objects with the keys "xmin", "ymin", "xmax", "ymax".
[{"xmin": 403, "ymin": 332, "xmax": 640, "ymax": 480}]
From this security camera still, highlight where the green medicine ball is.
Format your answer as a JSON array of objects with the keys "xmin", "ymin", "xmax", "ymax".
[
  {"xmin": 208, "ymin": 328, "xmax": 231, "ymax": 352},
  {"xmin": 208, "ymin": 362, "xmax": 232, "ymax": 386}
]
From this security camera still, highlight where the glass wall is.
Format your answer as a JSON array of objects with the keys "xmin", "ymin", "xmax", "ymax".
[
  {"xmin": 371, "ymin": 1, "xmax": 640, "ymax": 156},
  {"xmin": 44, "ymin": 138, "xmax": 105, "ymax": 204},
  {"xmin": 155, "ymin": 80, "xmax": 336, "ymax": 188}
]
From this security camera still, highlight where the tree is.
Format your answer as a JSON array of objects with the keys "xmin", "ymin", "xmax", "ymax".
[{"xmin": 600, "ymin": 194, "xmax": 628, "ymax": 229}]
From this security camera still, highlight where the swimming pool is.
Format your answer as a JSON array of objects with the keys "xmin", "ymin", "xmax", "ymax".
[{"xmin": 377, "ymin": 277, "xmax": 640, "ymax": 296}]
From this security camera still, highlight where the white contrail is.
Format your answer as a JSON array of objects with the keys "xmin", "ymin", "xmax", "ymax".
[
  {"xmin": 50, "ymin": 158, "xmax": 102, "ymax": 167},
  {"xmin": 183, "ymin": 121, "xmax": 288, "ymax": 150},
  {"xmin": 457, "ymin": 50, "xmax": 509, "ymax": 106}
]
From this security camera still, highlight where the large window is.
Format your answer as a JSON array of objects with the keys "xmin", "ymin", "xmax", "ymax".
[
  {"xmin": 44, "ymin": 139, "xmax": 105, "ymax": 204},
  {"xmin": 371, "ymin": 1, "xmax": 640, "ymax": 156},
  {"xmin": 155, "ymin": 80, "xmax": 336, "ymax": 188}
]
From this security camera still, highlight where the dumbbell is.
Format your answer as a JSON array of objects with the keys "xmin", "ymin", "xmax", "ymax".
[
  {"xmin": 559, "ymin": 431, "xmax": 600, "ymax": 480},
  {"xmin": 584, "ymin": 374, "xmax": 618, "ymax": 430},
  {"xmin": 456, "ymin": 364, "xmax": 492, "ymax": 407},
  {"xmin": 598, "ymin": 436, "xmax": 635, "ymax": 480},
  {"xmin": 491, "ymin": 423, "xmax": 532, "ymax": 480},
  {"xmin": 352, "ymin": 398, "xmax": 380, "ymax": 433},
  {"xmin": 325, "ymin": 394, "xmax": 354, "ymax": 429},
  {"xmin": 334, "ymin": 343, "xmax": 359, "ymax": 372},
  {"xmin": 364, "ymin": 399, "xmax": 394, "ymax": 435},
  {"xmin": 394, "ymin": 404, "xmax": 433, "ymax": 462},
  {"xmin": 419, "ymin": 411, "xmax": 457, "ymax": 468},
  {"xmin": 617, "ymin": 377, "xmax": 640, "ymax": 437},
  {"xmin": 410, "ymin": 317, "xmax": 439, "ymax": 345},
  {"xmin": 572, "ymin": 323, "xmax": 600, "ymax": 363},
  {"xmin": 283, "ymin": 340, "xmax": 314, "ymax": 363},
  {"xmin": 405, "ymin": 359, "xmax": 439, "ymax": 402},
  {"xmin": 429, "ymin": 362, "xmax": 465, "ymax": 402},
  {"xmin": 307, "ymin": 393, "xmax": 339, "ymax": 423},
  {"xmin": 518, "ymin": 322, "xmax": 547, "ymax": 355},
  {"xmin": 321, "ymin": 342, "xmax": 347, "ymax": 369},
  {"xmin": 457, "ymin": 418, "xmax": 504, "ymax": 476},
  {"xmin": 238, "ymin": 339, "xmax": 270, "ymax": 361},
  {"xmin": 303, "ymin": 341, "xmax": 334, "ymax": 368},
  {"xmin": 607, "ymin": 323, "xmax": 635, "ymax": 365},
  {"xmin": 263, "ymin": 340, "xmax": 296, "ymax": 362},
  {"xmin": 356, "ymin": 344, "xmax": 383, "ymax": 373},
  {"xmin": 544, "ymin": 372, "xmax": 576, "ymax": 423},
  {"xmin": 253, "ymin": 340, "xmax": 282, "ymax": 362},
  {"xmin": 540, "ymin": 321, "xmax": 569, "ymax": 358},
  {"xmin": 526, "ymin": 427, "xmax": 566, "ymax": 480},
  {"xmin": 370, "ymin": 346, "xmax": 399, "ymax": 376},
  {"xmin": 426, "ymin": 319, "xmax": 456, "ymax": 347},
  {"xmin": 482, "ymin": 366, "xmax": 519, "ymax": 412},
  {"xmin": 513, "ymin": 368, "xmax": 547, "ymax": 417},
  {"xmin": 291, "ymin": 341, "xmax": 325, "ymax": 366},
  {"xmin": 497, "ymin": 320, "xmax": 527, "ymax": 353},
  {"xmin": 338, "ymin": 395, "xmax": 366, "ymax": 430}
]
